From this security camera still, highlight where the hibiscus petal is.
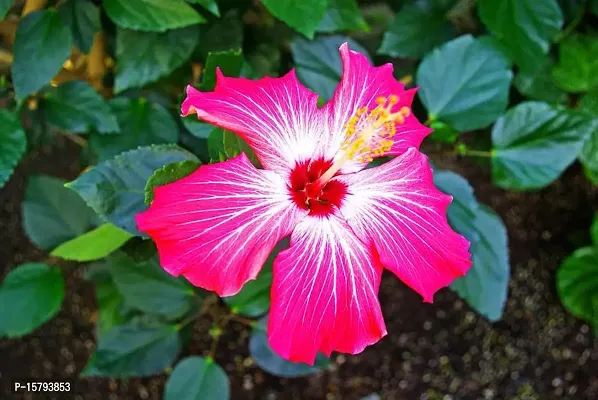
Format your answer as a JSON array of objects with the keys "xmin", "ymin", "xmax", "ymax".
[
  {"xmin": 269, "ymin": 214, "xmax": 387, "ymax": 364},
  {"xmin": 337, "ymin": 148, "xmax": 472, "ymax": 303},
  {"xmin": 136, "ymin": 154, "xmax": 308, "ymax": 296},
  {"xmin": 182, "ymin": 70, "xmax": 324, "ymax": 175},
  {"xmin": 321, "ymin": 43, "xmax": 432, "ymax": 171}
]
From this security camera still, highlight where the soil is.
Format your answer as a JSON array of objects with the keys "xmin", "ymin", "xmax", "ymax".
[{"xmin": 1, "ymin": 136, "xmax": 597, "ymax": 400}]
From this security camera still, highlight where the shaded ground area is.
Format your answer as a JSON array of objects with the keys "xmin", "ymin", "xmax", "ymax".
[{"xmin": 1, "ymin": 137, "xmax": 597, "ymax": 400}]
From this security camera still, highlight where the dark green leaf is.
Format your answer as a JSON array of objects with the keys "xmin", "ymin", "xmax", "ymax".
[
  {"xmin": 263, "ymin": 0, "xmax": 328, "ymax": 39},
  {"xmin": 378, "ymin": 0, "xmax": 455, "ymax": 59},
  {"xmin": 145, "ymin": 160, "xmax": 200, "ymax": 205},
  {"xmin": 91, "ymin": 320, "xmax": 181, "ymax": 377},
  {"xmin": 12, "ymin": 10, "xmax": 73, "ymax": 102},
  {"xmin": 491, "ymin": 102, "xmax": 595, "ymax": 190},
  {"xmin": 57, "ymin": 0, "xmax": 101, "ymax": 53},
  {"xmin": 182, "ymin": 118, "xmax": 214, "ymax": 139},
  {"xmin": 85, "ymin": 265, "xmax": 126, "ymax": 336},
  {"xmin": 478, "ymin": 0, "xmax": 563, "ymax": 74},
  {"xmin": 246, "ymin": 43, "xmax": 281, "ymax": 78},
  {"xmin": 0, "ymin": 0, "xmax": 14, "ymax": 19},
  {"xmin": 514, "ymin": 61, "xmax": 567, "ymax": 104},
  {"xmin": 208, "ymin": 129, "xmax": 259, "ymax": 165},
  {"xmin": 579, "ymin": 91, "xmax": 598, "ymax": 173},
  {"xmin": 317, "ymin": 0, "xmax": 368, "ymax": 33},
  {"xmin": 558, "ymin": 0, "xmax": 585, "ymax": 21},
  {"xmin": 196, "ymin": 10, "xmax": 243, "ymax": 60},
  {"xmin": 89, "ymin": 98, "xmax": 178, "ymax": 161},
  {"xmin": 223, "ymin": 262, "xmax": 272, "ymax": 317},
  {"xmin": 103, "ymin": 0, "xmax": 204, "ymax": 32},
  {"xmin": 44, "ymin": 80, "xmax": 119, "ymax": 134},
  {"xmin": 552, "ymin": 34, "xmax": 598, "ymax": 93},
  {"xmin": 434, "ymin": 170, "xmax": 510, "ymax": 321},
  {"xmin": 109, "ymin": 251, "xmax": 194, "ymax": 318},
  {"xmin": 50, "ymin": 223, "xmax": 133, "ymax": 262},
  {"xmin": 164, "ymin": 357, "xmax": 230, "ymax": 400},
  {"xmin": 291, "ymin": 35, "xmax": 369, "ymax": 101},
  {"xmin": 186, "ymin": 0, "xmax": 220, "ymax": 16},
  {"xmin": 0, "ymin": 109, "xmax": 26, "ymax": 188},
  {"xmin": 417, "ymin": 35, "xmax": 513, "ymax": 132},
  {"xmin": 250, "ymin": 316, "xmax": 329, "ymax": 377},
  {"xmin": 22, "ymin": 175, "xmax": 95, "ymax": 250},
  {"xmin": 0, "ymin": 263, "xmax": 64, "ymax": 338},
  {"xmin": 67, "ymin": 145, "xmax": 198, "ymax": 236},
  {"xmin": 593, "ymin": 0, "xmax": 598, "ymax": 15},
  {"xmin": 557, "ymin": 247, "xmax": 598, "ymax": 332},
  {"xmin": 592, "ymin": 214, "xmax": 598, "ymax": 245},
  {"xmin": 115, "ymin": 25, "xmax": 200, "ymax": 93},
  {"xmin": 201, "ymin": 49, "xmax": 244, "ymax": 91}
]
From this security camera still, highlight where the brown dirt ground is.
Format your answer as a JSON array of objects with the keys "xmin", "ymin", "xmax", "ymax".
[{"xmin": 1, "ymin": 136, "xmax": 597, "ymax": 400}]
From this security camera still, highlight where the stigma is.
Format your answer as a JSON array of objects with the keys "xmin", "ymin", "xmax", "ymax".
[{"xmin": 316, "ymin": 95, "xmax": 410, "ymax": 187}]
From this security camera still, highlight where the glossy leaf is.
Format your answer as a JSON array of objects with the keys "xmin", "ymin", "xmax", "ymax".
[
  {"xmin": 164, "ymin": 357, "xmax": 230, "ymax": 400},
  {"xmin": 579, "ymin": 90, "xmax": 598, "ymax": 174},
  {"xmin": 557, "ymin": 247, "xmax": 598, "ymax": 332},
  {"xmin": 50, "ymin": 224, "xmax": 133, "ymax": 262},
  {"xmin": 196, "ymin": 10, "xmax": 243, "ymax": 60},
  {"xmin": 186, "ymin": 0, "xmax": 220, "ymax": 16},
  {"xmin": 291, "ymin": 35, "xmax": 370, "ymax": 101},
  {"xmin": 317, "ymin": 0, "xmax": 368, "ymax": 33},
  {"xmin": 115, "ymin": 25, "xmax": 200, "ymax": 93},
  {"xmin": 0, "ymin": 263, "xmax": 64, "ymax": 338},
  {"xmin": 552, "ymin": 34, "xmax": 598, "ymax": 93},
  {"xmin": 57, "ymin": 0, "xmax": 101, "ymax": 53},
  {"xmin": 491, "ymin": 102, "xmax": 595, "ymax": 190},
  {"xmin": 262, "ymin": 0, "xmax": 328, "ymax": 39},
  {"xmin": 103, "ymin": 0, "xmax": 204, "ymax": 32},
  {"xmin": 144, "ymin": 160, "xmax": 201, "ymax": 205},
  {"xmin": 89, "ymin": 98, "xmax": 178, "ymax": 161},
  {"xmin": 250, "ymin": 316, "xmax": 330, "ymax": 377},
  {"xmin": 12, "ymin": 10, "xmax": 73, "ymax": 102},
  {"xmin": 22, "ymin": 175, "xmax": 95, "ymax": 250},
  {"xmin": 223, "ymin": 262, "xmax": 272, "ymax": 317},
  {"xmin": 514, "ymin": 61, "xmax": 567, "ymax": 104},
  {"xmin": 417, "ymin": 35, "xmax": 512, "ymax": 132},
  {"xmin": 91, "ymin": 320, "xmax": 181, "ymax": 377},
  {"xmin": 109, "ymin": 251, "xmax": 194, "ymax": 318},
  {"xmin": 44, "ymin": 80, "xmax": 119, "ymax": 134},
  {"xmin": 67, "ymin": 145, "xmax": 198, "ymax": 236},
  {"xmin": 0, "ymin": 0, "xmax": 14, "ymax": 19},
  {"xmin": 201, "ymin": 49, "xmax": 244, "ymax": 91},
  {"xmin": 378, "ymin": 0, "xmax": 455, "ymax": 59},
  {"xmin": 0, "ymin": 109, "xmax": 26, "ymax": 188},
  {"xmin": 478, "ymin": 0, "xmax": 563, "ymax": 74},
  {"xmin": 182, "ymin": 118, "xmax": 214, "ymax": 139},
  {"xmin": 208, "ymin": 129, "xmax": 259, "ymax": 165}
]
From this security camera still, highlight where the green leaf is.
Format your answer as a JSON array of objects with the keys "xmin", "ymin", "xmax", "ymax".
[
  {"xmin": 115, "ymin": 25, "xmax": 200, "ymax": 93},
  {"xmin": 592, "ymin": 214, "xmax": 598, "ymax": 245},
  {"xmin": 44, "ymin": 80, "xmax": 119, "ymax": 134},
  {"xmin": 164, "ymin": 357, "xmax": 230, "ymax": 400},
  {"xmin": 50, "ymin": 223, "xmax": 133, "ymax": 261},
  {"xmin": 0, "ymin": 0, "xmax": 14, "ymax": 19},
  {"xmin": 12, "ymin": 10, "xmax": 73, "ymax": 102},
  {"xmin": 201, "ymin": 49, "xmax": 244, "ymax": 91},
  {"xmin": 144, "ymin": 160, "xmax": 201, "ymax": 205},
  {"xmin": 557, "ymin": 247, "xmax": 598, "ymax": 332},
  {"xmin": 552, "ymin": 34, "xmax": 598, "ymax": 93},
  {"xmin": 417, "ymin": 35, "xmax": 513, "ymax": 132},
  {"xmin": 491, "ymin": 102, "xmax": 595, "ymax": 190},
  {"xmin": 478, "ymin": 0, "xmax": 563, "ymax": 74},
  {"xmin": 186, "ymin": 0, "xmax": 220, "ymax": 16},
  {"xmin": 22, "ymin": 175, "xmax": 95, "ymax": 250},
  {"xmin": 317, "ymin": 0, "xmax": 368, "ymax": 33},
  {"xmin": 67, "ymin": 145, "xmax": 198, "ymax": 236},
  {"xmin": 291, "ymin": 35, "xmax": 369, "ymax": 101},
  {"xmin": 223, "ymin": 261, "xmax": 273, "ymax": 317},
  {"xmin": 89, "ymin": 98, "xmax": 178, "ymax": 161},
  {"xmin": 263, "ymin": 0, "xmax": 328, "ymax": 39},
  {"xmin": 579, "ymin": 90, "xmax": 598, "ymax": 173},
  {"xmin": 434, "ymin": 170, "xmax": 510, "ymax": 321},
  {"xmin": 593, "ymin": 0, "xmax": 598, "ymax": 15},
  {"xmin": 196, "ymin": 10, "xmax": 243, "ymax": 60},
  {"xmin": 57, "ymin": 0, "xmax": 101, "ymax": 53},
  {"xmin": 0, "ymin": 109, "xmax": 26, "ymax": 188},
  {"xmin": 428, "ymin": 120, "xmax": 460, "ymax": 144},
  {"xmin": 95, "ymin": 276, "xmax": 125, "ymax": 337},
  {"xmin": 109, "ymin": 251, "xmax": 194, "ymax": 318},
  {"xmin": 182, "ymin": 118, "xmax": 213, "ymax": 139},
  {"xmin": 90, "ymin": 320, "xmax": 181, "ymax": 377},
  {"xmin": 103, "ymin": 0, "xmax": 204, "ymax": 32},
  {"xmin": 0, "ymin": 263, "xmax": 64, "ymax": 338},
  {"xmin": 378, "ymin": 0, "xmax": 455, "ymax": 59},
  {"xmin": 514, "ymin": 61, "xmax": 567, "ymax": 104},
  {"xmin": 250, "ymin": 316, "xmax": 329, "ymax": 377},
  {"xmin": 586, "ymin": 165, "xmax": 598, "ymax": 185},
  {"xmin": 208, "ymin": 129, "xmax": 259, "ymax": 165}
]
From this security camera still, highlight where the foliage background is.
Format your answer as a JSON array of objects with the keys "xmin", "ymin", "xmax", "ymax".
[{"xmin": 0, "ymin": 0, "xmax": 597, "ymax": 399}]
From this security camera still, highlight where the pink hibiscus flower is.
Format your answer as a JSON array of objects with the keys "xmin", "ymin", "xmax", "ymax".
[{"xmin": 136, "ymin": 43, "xmax": 472, "ymax": 364}]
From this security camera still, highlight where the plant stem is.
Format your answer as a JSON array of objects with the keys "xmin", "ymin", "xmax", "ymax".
[
  {"xmin": 556, "ymin": 1, "xmax": 586, "ymax": 43},
  {"xmin": 463, "ymin": 149, "xmax": 493, "ymax": 157},
  {"xmin": 88, "ymin": 33, "xmax": 106, "ymax": 90},
  {"xmin": 229, "ymin": 314, "xmax": 255, "ymax": 327},
  {"xmin": 59, "ymin": 132, "xmax": 87, "ymax": 147}
]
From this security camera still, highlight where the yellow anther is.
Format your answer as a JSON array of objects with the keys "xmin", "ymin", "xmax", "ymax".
[
  {"xmin": 389, "ymin": 94, "xmax": 399, "ymax": 105},
  {"xmin": 400, "ymin": 106, "xmax": 411, "ymax": 117},
  {"xmin": 376, "ymin": 96, "xmax": 386, "ymax": 105}
]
